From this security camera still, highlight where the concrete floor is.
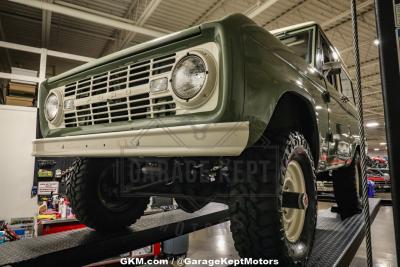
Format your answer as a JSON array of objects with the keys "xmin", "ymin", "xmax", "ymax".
[
  {"xmin": 184, "ymin": 199, "xmax": 397, "ymax": 267},
  {"xmin": 350, "ymin": 206, "xmax": 397, "ymax": 267}
]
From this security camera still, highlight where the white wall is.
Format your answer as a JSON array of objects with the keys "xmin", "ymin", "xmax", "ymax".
[{"xmin": 0, "ymin": 105, "xmax": 37, "ymax": 222}]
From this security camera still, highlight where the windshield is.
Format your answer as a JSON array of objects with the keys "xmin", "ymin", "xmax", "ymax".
[{"xmin": 277, "ymin": 29, "xmax": 313, "ymax": 64}]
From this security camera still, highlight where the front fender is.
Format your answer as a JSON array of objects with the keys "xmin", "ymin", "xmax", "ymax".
[{"xmin": 241, "ymin": 25, "xmax": 317, "ymax": 146}]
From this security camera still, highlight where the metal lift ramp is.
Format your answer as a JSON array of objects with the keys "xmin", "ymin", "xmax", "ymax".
[
  {"xmin": 0, "ymin": 200, "xmax": 380, "ymax": 267},
  {"xmin": 307, "ymin": 198, "xmax": 381, "ymax": 266}
]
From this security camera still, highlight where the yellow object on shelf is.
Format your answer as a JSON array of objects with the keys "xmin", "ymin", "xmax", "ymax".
[{"xmin": 37, "ymin": 214, "xmax": 57, "ymax": 220}]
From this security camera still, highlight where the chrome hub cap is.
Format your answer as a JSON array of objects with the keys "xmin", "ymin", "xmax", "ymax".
[{"xmin": 283, "ymin": 160, "xmax": 306, "ymax": 243}]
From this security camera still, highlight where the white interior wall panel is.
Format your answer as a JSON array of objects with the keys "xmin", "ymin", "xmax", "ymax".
[{"xmin": 0, "ymin": 105, "xmax": 37, "ymax": 222}]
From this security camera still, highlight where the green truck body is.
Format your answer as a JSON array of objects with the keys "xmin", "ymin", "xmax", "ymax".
[{"xmin": 35, "ymin": 13, "xmax": 359, "ymax": 172}]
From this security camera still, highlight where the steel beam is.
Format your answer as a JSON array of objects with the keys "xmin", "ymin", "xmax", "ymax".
[
  {"xmin": 245, "ymin": 0, "xmax": 280, "ymax": 19},
  {"xmin": 39, "ymin": 49, "xmax": 47, "ymax": 80},
  {"xmin": 261, "ymin": 0, "xmax": 309, "ymax": 28},
  {"xmin": 0, "ymin": 19, "xmax": 12, "ymax": 69},
  {"xmin": 363, "ymin": 78, "xmax": 381, "ymax": 85},
  {"xmin": 321, "ymin": 0, "xmax": 373, "ymax": 29},
  {"xmin": 340, "ymin": 39, "xmax": 374, "ymax": 54},
  {"xmin": 47, "ymin": 50, "xmax": 94, "ymax": 62},
  {"xmin": 348, "ymin": 58, "xmax": 380, "ymax": 70},
  {"xmin": 0, "ymin": 72, "xmax": 41, "ymax": 83},
  {"xmin": 364, "ymin": 90, "xmax": 382, "ymax": 97},
  {"xmin": 0, "ymin": 11, "xmax": 119, "ymax": 42},
  {"xmin": 41, "ymin": 0, "xmax": 53, "ymax": 48},
  {"xmin": 118, "ymin": 0, "xmax": 163, "ymax": 50},
  {"xmin": 375, "ymin": 0, "xmax": 400, "ymax": 261},
  {"xmin": 98, "ymin": 0, "xmax": 140, "ymax": 56},
  {"xmin": 0, "ymin": 40, "xmax": 94, "ymax": 62},
  {"xmin": 7, "ymin": 0, "xmax": 164, "ymax": 38},
  {"xmin": 190, "ymin": 0, "xmax": 229, "ymax": 26}
]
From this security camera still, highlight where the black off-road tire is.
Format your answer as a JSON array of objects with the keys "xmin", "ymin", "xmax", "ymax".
[
  {"xmin": 229, "ymin": 132, "xmax": 317, "ymax": 266},
  {"xmin": 66, "ymin": 158, "xmax": 149, "ymax": 232},
  {"xmin": 175, "ymin": 197, "xmax": 210, "ymax": 213},
  {"xmin": 175, "ymin": 174, "xmax": 212, "ymax": 213},
  {"xmin": 332, "ymin": 153, "xmax": 362, "ymax": 219}
]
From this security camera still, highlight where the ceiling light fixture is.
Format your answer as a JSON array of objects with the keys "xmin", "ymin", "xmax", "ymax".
[
  {"xmin": 379, "ymin": 142, "xmax": 387, "ymax": 146},
  {"xmin": 373, "ymin": 39, "xmax": 380, "ymax": 46},
  {"xmin": 365, "ymin": 122, "xmax": 379, "ymax": 128}
]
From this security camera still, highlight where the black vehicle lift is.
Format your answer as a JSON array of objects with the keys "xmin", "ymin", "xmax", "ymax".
[{"xmin": 0, "ymin": 199, "xmax": 380, "ymax": 267}]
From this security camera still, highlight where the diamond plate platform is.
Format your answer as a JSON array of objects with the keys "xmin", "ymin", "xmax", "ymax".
[
  {"xmin": 307, "ymin": 198, "xmax": 381, "ymax": 267},
  {"xmin": 0, "ymin": 203, "xmax": 229, "ymax": 267},
  {"xmin": 0, "ymin": 199, "xmax": 381, "ymax": 267}
]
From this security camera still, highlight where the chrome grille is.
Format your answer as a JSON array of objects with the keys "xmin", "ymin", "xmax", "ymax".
[{"xmin": 63, "ymin": 53, "xmax": 177, "ymax": 128}]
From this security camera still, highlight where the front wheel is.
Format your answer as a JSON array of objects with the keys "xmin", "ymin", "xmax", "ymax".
[
  {"xmin": 229, "ymin": 132, "xmax": 317, "ymax": 266},
  {"xmin": 175, "ymin": 197, "xmax": 210, "ymax": 213},
  {"xmin": 67, "ymin": 158, "xmax": 149, "ymax": 232}
]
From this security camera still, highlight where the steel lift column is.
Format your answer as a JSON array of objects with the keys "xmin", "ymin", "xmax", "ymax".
[{"xmin": 374, "ymin": 0, "xmax": 400, "ymax": 263}]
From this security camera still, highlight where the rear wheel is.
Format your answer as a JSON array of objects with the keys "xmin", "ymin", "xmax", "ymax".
[
  {"xmin": 67, "ymin": 158, "xmax": 149, "ymax": 232},
  {"xmin": 229, "ymin": 132, "xmax": 317, "ymax": 266},
  {"xmin": 332, "ymin": 153, "xmax": 362, "ymax": 219}
]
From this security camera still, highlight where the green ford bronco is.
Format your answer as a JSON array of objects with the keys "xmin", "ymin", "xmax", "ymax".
[{"xmin": 34, "ymin": 14, "xmax": 362, "ymax": 265}]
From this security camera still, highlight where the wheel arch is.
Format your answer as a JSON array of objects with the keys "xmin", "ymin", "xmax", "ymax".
[{"xmin": 264, "ymin": 92, "xmax": 320, "ymax": 166}]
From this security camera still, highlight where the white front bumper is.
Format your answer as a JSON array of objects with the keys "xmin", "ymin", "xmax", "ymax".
[{"xmin": 32, "ymin": 121, "xmax": 249, "ymax": 157}]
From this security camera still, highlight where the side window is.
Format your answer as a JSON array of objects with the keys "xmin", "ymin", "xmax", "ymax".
[
  {"xmin": 279, "ymin": 29, "xmax": 312, "ymax": 64},
  {"xmin": 340, "ymin": 70, "xmax": 355, "ymax": 104},
  {"xmin": 319, "ymin": 33, "xmax": 341, "ymax": 91}
]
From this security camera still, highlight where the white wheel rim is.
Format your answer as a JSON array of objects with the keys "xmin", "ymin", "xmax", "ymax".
[{"xmin": 283, "ymin": 160, "xmax": 306, "ymax": 243}]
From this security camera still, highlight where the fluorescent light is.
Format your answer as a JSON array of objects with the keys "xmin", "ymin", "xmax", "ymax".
[
  {"xmin": 374, "ymin": 148, "xmax": 380, "ymax": 151},
  {"xmin": 366, "ymin": 122, "xmax": 379, "ymax": 128},
  {"xmin": 379, "ymin": 142, "xmax": 387, "ymax": 146},
  {"xmin": 373, "ymin": 39, "xmax": 380, "ymax": 46},
  {"xmin": 315, "ymin": 105, "xmax": 323, "ymax": 110}
]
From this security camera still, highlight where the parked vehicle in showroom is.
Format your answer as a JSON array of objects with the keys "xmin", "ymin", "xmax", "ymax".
[
  {"xmin": 367, "ymin": 155, "xmax": 389, "ymax": 169},
  {"xmin": 367, "ymin": 168, "xmax": 391, "ymax": 191},
  {"xmin": 33, "ymin": 14, "xmax": 361, "ymax": 266}
]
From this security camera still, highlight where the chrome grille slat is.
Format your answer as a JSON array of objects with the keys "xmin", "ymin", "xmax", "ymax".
[
  {"xmin": 63, "ymin": 54, "xmax": 177, "ymax": 128},
  {"xmin": 151, "ymin": 65, "xmax": 174, "ymax": 72},
  {"xmin": 127, "ymin": 76, "xmax": 149, "ymax": 83},
  {"xmin": 75, "ymin": 107, "xmax": 130, "ymax": 118}
]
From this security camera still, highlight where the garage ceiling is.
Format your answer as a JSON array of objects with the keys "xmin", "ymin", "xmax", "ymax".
[{"xmin": 0, "ymin": 0, "xmax": 386, "ymax": 150}]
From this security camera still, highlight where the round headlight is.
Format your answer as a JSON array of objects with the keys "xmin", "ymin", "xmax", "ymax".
[
  {"xmin": 45, "ymin": 92, "xmax": 59, "ymax": 121},
  {"xmin": 171, "ymin": 55, "xmax": 207, "ymax": 100}
]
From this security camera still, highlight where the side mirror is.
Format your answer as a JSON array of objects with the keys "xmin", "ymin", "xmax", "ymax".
[{"xmin": 323, "ymin": 61, "xmax": 342, "ymax": 78}]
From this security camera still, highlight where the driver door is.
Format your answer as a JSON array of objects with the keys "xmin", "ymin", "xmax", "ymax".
[{"xmin": 317, "ymin": 31, "xmax": 352, "ymax": 168}]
